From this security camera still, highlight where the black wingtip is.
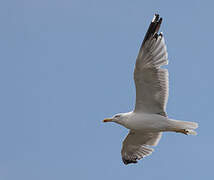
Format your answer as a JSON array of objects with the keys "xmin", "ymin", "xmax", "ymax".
[
  {"xmin": 122, "ymin": 157, "xmax": 138, "ymax": 165},
  {"xmin": 141, "ymin": 14, "xmax": 163, "ymax": 45},
  {"xmin": 159, "ymin": 17, "xmax": 162, "ymax": 25},
  {"xmin": 152, "ymin": 14, "xmax": 159, "ymax": 22},
  {"xmin": 155, "ymin": 17, "xmax": 162, "ymax": 34}
]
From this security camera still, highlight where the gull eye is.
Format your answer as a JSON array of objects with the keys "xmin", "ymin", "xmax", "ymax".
[{"xmin": 115, "ymin": 115, "xmax": 120, "ymax": 118}]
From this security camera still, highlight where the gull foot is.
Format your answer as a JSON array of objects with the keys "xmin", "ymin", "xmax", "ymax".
[{"xmin": 175, "ymin": 129, "xmax": 189, "ymax": 135}]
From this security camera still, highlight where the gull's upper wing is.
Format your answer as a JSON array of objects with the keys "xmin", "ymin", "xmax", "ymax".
[
  {"xmin": 134, "ymin": 14, "xmax": 168, "ymax": 116},
  {"xmin": 121, "ymin": 131, "xmax": 162, "ymax": 165}
]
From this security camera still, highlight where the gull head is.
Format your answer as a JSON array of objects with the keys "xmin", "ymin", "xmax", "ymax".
[{"xmin": 103, "ymin": 113, "xmax": 127, "ymax": 125}]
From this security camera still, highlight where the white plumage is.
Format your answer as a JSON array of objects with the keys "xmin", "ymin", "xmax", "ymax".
[{"xmin": 103, "ymin": 14, "xmax": 198, "ymax": 165}]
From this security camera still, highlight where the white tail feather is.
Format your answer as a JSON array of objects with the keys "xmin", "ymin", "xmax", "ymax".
[{"xmin": 169, "ymin": 119, "xmax": 198, "ymax": 136}]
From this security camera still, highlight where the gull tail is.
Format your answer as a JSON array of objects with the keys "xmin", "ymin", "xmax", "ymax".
[{"xmin": 169, "ymin": 119, "xmax": 199, "ymax": 135}]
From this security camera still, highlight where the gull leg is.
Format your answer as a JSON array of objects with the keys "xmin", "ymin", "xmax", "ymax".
[{"xmin": 175, "ymin": 129, "xmax": 189, "ymax": 135}]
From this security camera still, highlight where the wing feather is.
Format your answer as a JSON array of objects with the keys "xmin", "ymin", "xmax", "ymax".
[
  {"xmin": 134, "ymin": 14, "xmax": 168, "ymax": 117},
  {"xmin": 121, "ymin": 131, "xmax": 162, "ymax": 165}
]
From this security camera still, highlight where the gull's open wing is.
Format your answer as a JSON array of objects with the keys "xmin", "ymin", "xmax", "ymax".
[
  {"xmin": 121, "ymin": 131, "xmax": 162, "ymax": 165},
  {"xmin": 134, "ymin": 14, "xmax": 168, "ymax": 116}
]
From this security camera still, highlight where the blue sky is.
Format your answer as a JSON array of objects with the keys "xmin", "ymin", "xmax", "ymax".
[{"xmin": 0, "ymin": 0, "xmax": 213, "ymax": 179}]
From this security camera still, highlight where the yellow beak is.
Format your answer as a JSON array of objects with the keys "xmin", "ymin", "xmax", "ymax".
[{"xmin": 103, "ymin": 118, "xmax": 113, "ymax": 122}]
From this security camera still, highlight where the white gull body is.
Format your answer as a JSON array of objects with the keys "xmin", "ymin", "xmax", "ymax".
[
  {"xmin": 120, "ymin": 112, "xmax": 173, "ymax": 132},
  {"xmin": 103, "ymin": 14, "xmax": 198, "ymax": 165}
]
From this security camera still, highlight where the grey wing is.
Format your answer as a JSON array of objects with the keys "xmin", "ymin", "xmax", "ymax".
[
  {"xmin": 121, "ymin": 131, "xmax": 162, "ymax": 165},
  {"xmin": 134, "ymin": 14, "xmax": 169, "ymax": 117}
]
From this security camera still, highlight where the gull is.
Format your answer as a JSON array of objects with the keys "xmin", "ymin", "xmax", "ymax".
[{"xmin": 103, "ymin": 14, "xmax": 198, "ymax": 165}]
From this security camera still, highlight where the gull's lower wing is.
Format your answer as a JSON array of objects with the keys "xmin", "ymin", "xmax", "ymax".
[
  {"xmin": 134, "ymin": 14, "xmax": 168, "ymax": 116},
  {"xmin": 121, "ymin": 131, "xmax": 162, "ymax": 165}
]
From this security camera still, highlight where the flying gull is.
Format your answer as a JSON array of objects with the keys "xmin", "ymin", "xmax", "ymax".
[{"xmin": 103, "ymin": 14, "xmax": 198, "ymax": 165}]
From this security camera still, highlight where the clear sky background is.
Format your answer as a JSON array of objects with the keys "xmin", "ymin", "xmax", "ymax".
[{"xmin": 0, "ymin": 0, "xmax": 213, "ymax": 179}]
